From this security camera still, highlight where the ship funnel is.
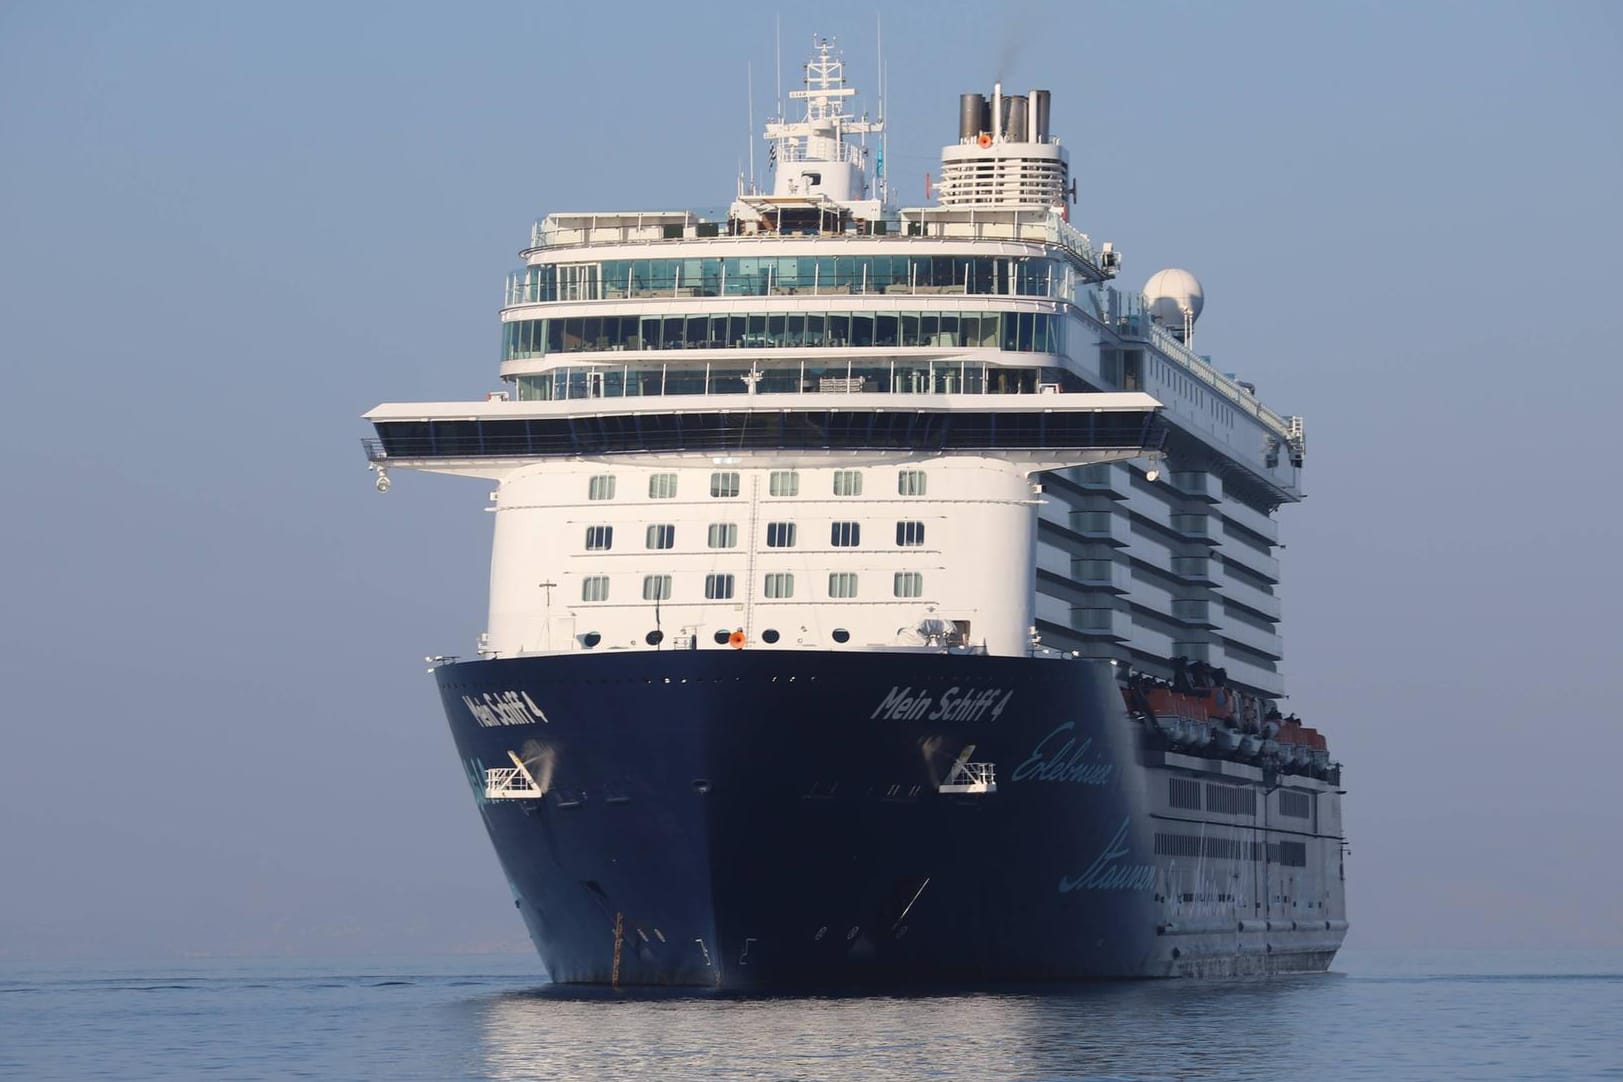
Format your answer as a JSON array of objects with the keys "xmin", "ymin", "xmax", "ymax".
[
  {"xmin": 936, "ymin": 85, "xmax": 1069, "ymax": 207},
  {"xmin": 959, "ymin": 93, "xmax": 987, "ymax": 140},
  {"xmin": 1003, "ymin": 95, "xmax": 1028, "ymax": 142}
]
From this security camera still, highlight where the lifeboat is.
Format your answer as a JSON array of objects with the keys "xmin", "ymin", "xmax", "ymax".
[
  {"xmin": 1214, "ymin": 727, "xmax": 1242, "ymax": 753},
  {"xmin": 1238, "ymin": 734, "xmax": 1263, "ymax": 758}
]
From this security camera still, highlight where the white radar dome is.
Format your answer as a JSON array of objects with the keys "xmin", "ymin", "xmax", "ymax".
[{"xmin": 1143, "ymin": 268, "xmax": 1205, "ymax": 335}]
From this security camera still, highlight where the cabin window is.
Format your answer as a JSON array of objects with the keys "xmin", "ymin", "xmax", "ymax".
[
  {"xmin": 704, "ymin": 573, "xmax": 736, "ymax": 600},
  {"xmin": 898, "ymin": 470, "xmax": 928, "ymax": 496},
  {"xmin": 833, "ymin": 470, "xmax": 863, "ymax": 496},
  {"xmin": 584, "ymin": 526, "xmax": 613, "ymax": 551},
  {"xmin": 587, "ymin": 474, "xmax": 616, "ymax": 500},
  {"xmin": 830, "ymin": 522, "xmax": 861, "ymax": 547},
  {"xmin": 648, "ymin": 473, "xmax": 678, "ymax": 499},
  {"xmin": 642, "ymin": 575, "xmax": 672, "ymax": 601},
  {"xmin": 769, "ymin": 470, "xmax": 800, "ymax": 497},
  {"xmin": 580, "ymin": 576, "xmax": 610, "ymax": 602},
  {"xmin": 710, "ymin": 471, "xmax": 741, "ymax": 497},
  {"xmin": 828, "ymin": 573, "xmax": 859, "ymax": 598},
  {"xmin": 707, "ymin": 523, "xmax": 738, "ymax": 549},
  {"xmin": 766, "ymin": 523, "xmax": 797, "ymax": 548},
  {"xmin": 763, "ymin": 573, "xmax": 795, "ymax": 599},
  {"xmin": 896, "ymin": 521, "xmax": 925, "ymax": 546},
  {"xmin": 646, "ymin": 524, "xmax": 675, "ymax": 550},
  {"xmin": 893, "ymin": 572, "xmax": 923, "ymax": 598}
]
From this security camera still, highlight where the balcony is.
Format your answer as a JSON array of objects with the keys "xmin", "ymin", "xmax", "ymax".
[
  {"xmin": 1171, "ymin": 556, "xmax": 1219, "ymax": 584},
  {"xmin": 1217, "ymin": 497, "xmax": 1280, "ymax": 545},
  {"xmin": 1065, "ymin": 462, "xmax": 1130, "ymax": 498},
  {"xmin": 1170, "ymin": 513, "xmax": 1221, "ymax": 544},
  {"xmin": 1219, "ymin": 543, "xmax": 1280, "ymax": 584},
  {"xmin": 1068, "ymin": 510, "xmax": 1131, "ymax": 547},
  {"xmin": 1217, "ymin": 618, "xmax": 1283, "ymax": 660},
  {"xmin": 1220, "ymin": 579, "xmax": 1283, "ymax": 622},
  {"xmin": 1072, "ymin": 559, "xmax": 1132, "ymax": 594},
  {"xmin": 1172, "ymin": 598, "xmax": 1218, "ymax": 628},
  {"xmin": 1071, "ymin": 606, "xmax": 1129, "ymax": 640}
]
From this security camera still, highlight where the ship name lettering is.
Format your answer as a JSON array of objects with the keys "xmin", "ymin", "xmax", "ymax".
[
  {"xmin": 464, "ymin": 690, "xmax": 550, "ymax": 728},
  {"xmin": 1011, "ymin": 722, "xmax": 1114, "ymax": 785},
  {"xmin": 1058, "ymin": 819, "xmax": 1156, "ymax": 893},
  {"xmin": 871, "ymin": 686, "xmax": 1012, "ymax": 722},
  {"xmin": 927, "ymin": 686, "xmax": 1013, "ymax": 723}
]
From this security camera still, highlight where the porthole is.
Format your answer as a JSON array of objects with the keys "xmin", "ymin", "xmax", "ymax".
[
  {"xmin": 832, "ymin": 628, "xmax": 851, "ymax": 644},
  {"xmin": 581, "ymin": 631, "xmax": 602, "ymax": 648},
  {"xmin": 761, "ymin": 628, "xmax": 780, "ymax": 644},
  {"xmin": 645, "ymin": 630, "xmax": 665, "ymax": 646},
  {"xmin": 713, "ymin": 629, "xmax": 731, "ymax": 645}
]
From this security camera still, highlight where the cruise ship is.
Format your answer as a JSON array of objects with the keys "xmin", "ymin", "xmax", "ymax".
[{"xmin": 363, "ymin": 40, "xmax": 1347, "ymax": 986}]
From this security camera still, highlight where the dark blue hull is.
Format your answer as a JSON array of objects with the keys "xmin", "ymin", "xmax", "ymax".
[{"xmin": 435, "ymin": 650, "xmax": 1334, "ymax": 987}]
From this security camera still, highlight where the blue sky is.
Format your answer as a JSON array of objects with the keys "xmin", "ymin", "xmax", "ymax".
[{"xmin": 1, "ymin": 0, "xmax": 1619, "ymax": 959}]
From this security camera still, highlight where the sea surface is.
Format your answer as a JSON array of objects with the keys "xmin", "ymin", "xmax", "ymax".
[{"xmin": 2, "ymin": 949, "xmax": 1619, "ymax": 1080}]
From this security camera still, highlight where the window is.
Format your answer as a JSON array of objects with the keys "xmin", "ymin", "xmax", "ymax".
[
  {"xmin": 1205, "ymin": 783, "xmax": 1256, "ymax": 816},
  {"xmin": 766, "ymin": 522, "xmax": 797, "ymax": 548},
  {"xmin": 1276, "ymin": 840, "xmax": 1309, "ymax": 867},
  {"xmin": 828, "ymin": 573, "xmax": 859, "ymax": 598},
  {"xmin": 642, "ymin": 575, "xmax": 672, "ymax": 601},
  {"xmin": 896, "ymin": 521, "xmax": 925, "ymax": 546},
  {"xmin": 830, "ymin": 522, "xmax": 861, "ymax": 547},
  {"xmin": 710, "ymin": 471, "xmax": 740, "ymax": 497},
  {"xmin": 704, "ymin": 573, "xmax": 735, "ymax": 600},
  {"xmin": 648, "ymin": 473, "xmax": 678, "ymax": 499},
  {"xmin": 646, "ymin": 524, "xmax": 675, "ymax": 549},
  {"xmin": 1169, "ymin": 778, "xmax": 1202, "ymax": 810},
  {"xmin": 584, "ymin": 526, "xmax": 613, "ymax": 551},
  {"xmin": 833, "ymin": 470, "xmax": 863, "ymax": 496},
  {"xmin": 588, "ymin": 474, "xmax": 616, "ymax": 500},
  {"xmin": 768, "ymin": 470, "xmax": 799, "ymax": 496},
  {"xmin": 898, "ymin": 470, "xmax": 927, "ymax": 496},
  {"xmin": 1280, "ymin": 790, "xmax": 1313, "ymax": 819},
  {"xmin": 580, "ymin": 576, "xmax": 610, "ymax": 602},
  {"xmin": 763, "ymin": 573, "xmax": 795, "ymax": 599},
  {"xmin": 707, "ymin": 523, "xmax": 738, "ymax": 549},
  {"xmin": 893, "ymin": 572, "xmax": 923, "ymax": 598}
]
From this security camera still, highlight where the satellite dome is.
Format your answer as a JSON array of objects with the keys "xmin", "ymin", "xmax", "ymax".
[{"xmin": 1143, "ymin": 268, "xmax": 1205, "ymax": 337}]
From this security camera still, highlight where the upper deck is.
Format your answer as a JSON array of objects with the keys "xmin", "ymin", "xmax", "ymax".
[{"xmin": 523, "ymin": 206, "xmax": 1109, "ymax": 279}]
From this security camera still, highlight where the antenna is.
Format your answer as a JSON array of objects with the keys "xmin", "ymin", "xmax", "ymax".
[
  {"xmin": 876, "ymin": 14, "xmax": 886, "ymax": 207},
  {"xmin": 775, "ymin": 17, "xmax": 782, "ymax": 122},
  {"xmin": 747, "ymin": 61, "xmax": 755, "ymax": 194}
]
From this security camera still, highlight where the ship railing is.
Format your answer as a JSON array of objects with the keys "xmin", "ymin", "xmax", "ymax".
[
  {"xmin": 525, "ymin": 208, "xmax": 1095, "ymax": 256},
  {"xmin": 771, "ymin": 140, "xmax": 863, "ymax": 166},
  {"xmin": 485, "ymin": 767, "xmax": 541, "ymax": 800},
  {"xmin": 940, "ymin": 761, "xmax": 997, "ymax": 795},
  {"xmin": 1106, "ymin": 297, "xmax": 1299, "ymax": 446}
]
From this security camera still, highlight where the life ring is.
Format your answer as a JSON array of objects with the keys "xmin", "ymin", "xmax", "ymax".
[
  {"xmin": 977, "ymin": 133, "xmax": 992, "ymax": 148},
  {"xmin": 728, "ymin": 630, "xmax": 746, "ymax": 649}
]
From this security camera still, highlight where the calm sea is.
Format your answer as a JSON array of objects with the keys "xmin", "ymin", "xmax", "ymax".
[{"xmin": 2, "ymin": 950, "xmax": 1618, "ymax": 1080}]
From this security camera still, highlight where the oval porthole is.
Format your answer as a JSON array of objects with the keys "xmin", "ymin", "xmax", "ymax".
[
  {"xmin": 832, "ymin": 628, "xmax": 851, "ymax": 644},
  {"xmin": 581, "ymin": 631, "xmax": 602, "ymax": 648},
  {"xmin": 713, "ymin": 629, "xmax": 731, "ymax": 645},
  {"xmin": 761, "ymin": 628, "xmax": 780, "ymax": 644},
  {"xmin": 645, "ymin": 629, "xmax": 664, "ymax": 646}
]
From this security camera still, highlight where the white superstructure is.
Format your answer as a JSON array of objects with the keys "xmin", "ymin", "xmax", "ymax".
[{"xmin": 366, "ymin": 40, "xmax": 1306, "ymax": 697}]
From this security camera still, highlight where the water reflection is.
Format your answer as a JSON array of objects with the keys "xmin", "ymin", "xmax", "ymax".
[{"xmin": 474, "ymin": 975, "xmax": 1348, "ymax": 1081}]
